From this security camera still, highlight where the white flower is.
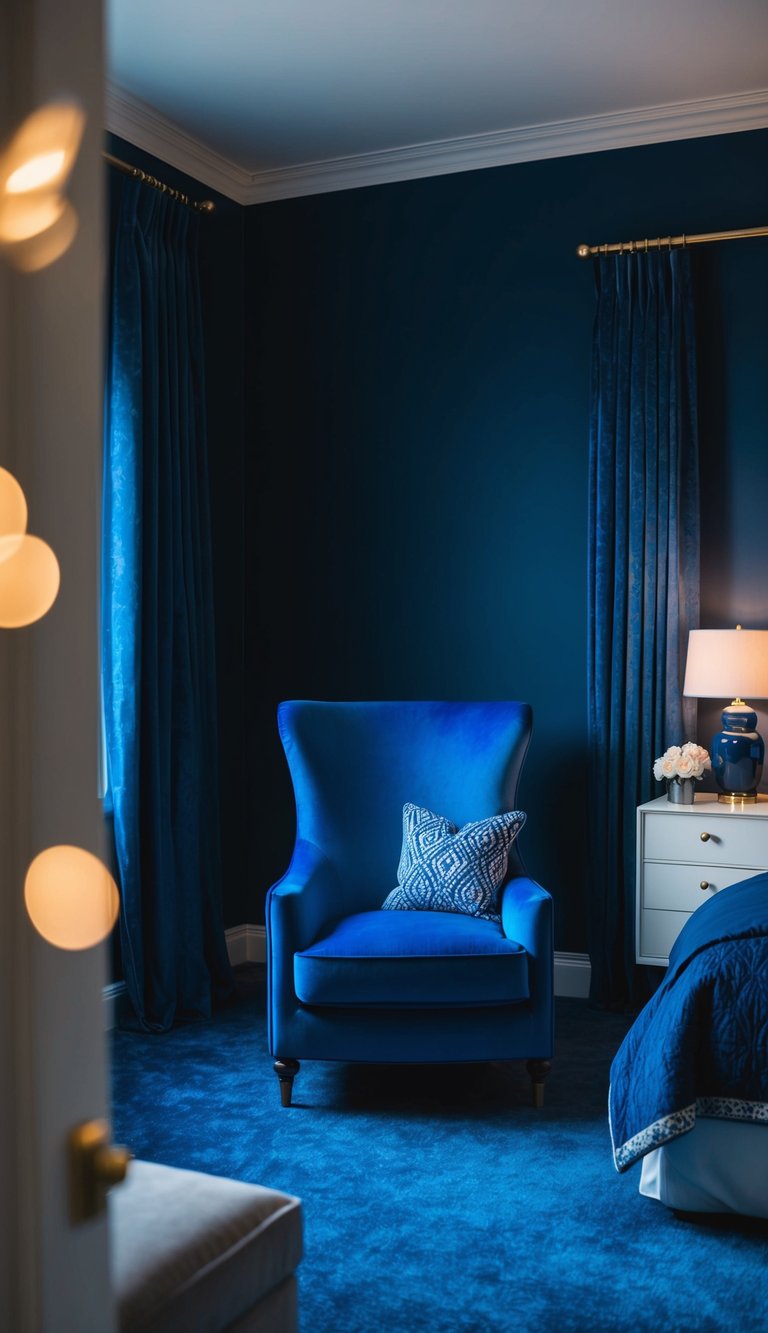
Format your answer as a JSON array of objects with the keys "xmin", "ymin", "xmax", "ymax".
[
  {"xmin": 680, "ymin": 741, "xmax": 711, "ymax": 776},
  {"xmin": 653, "ymin": 741, "xmax": 710, "ymax": 783}
]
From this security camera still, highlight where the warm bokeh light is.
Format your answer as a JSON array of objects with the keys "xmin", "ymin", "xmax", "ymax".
[
  {"xmin": 0, "ymin": 102, "xmax": 84, "ymax": 272},
  {"xmin": 24, "ymin": 846, "xmax": 120, "ymax": 950},
  {"xmin": 2, "ymin": 199, "xmax": 79, "ymax": 273},
  {"xmin": 6, "ymin": 149, "xmax": 67, "ymax": 194},
  {"xmin": 0, "ymin": 533, "xmax": 25, "ymax": 563},
  {"xmin": 0, "ymin": 102, "xmax": 85, "ymax": 197},
  {"xmin": 0, "ymin": 533, "xmax": 60, "ymax": 626},
  {"xmin": 0, "ymin": 467, "xmax": 28, "ymax": 539},
  {"xmin": 0, "ymin": 191, "xmax": 65, "ymax": 243}
]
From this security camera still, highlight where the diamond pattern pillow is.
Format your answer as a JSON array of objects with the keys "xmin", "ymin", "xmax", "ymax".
[{"xmin": 381, "ymin": 802, "xmax": 526, "ymax": 923}]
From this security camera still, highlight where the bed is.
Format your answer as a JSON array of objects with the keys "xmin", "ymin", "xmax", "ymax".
[{"xmin": 609, "ymin": 872, "xmax": 768, "ymax": 1217}]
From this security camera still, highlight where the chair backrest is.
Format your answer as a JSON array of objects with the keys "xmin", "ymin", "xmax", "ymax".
[{"xmin": 278, "ymin": 701, "xmax": 532, "ymax": 909}]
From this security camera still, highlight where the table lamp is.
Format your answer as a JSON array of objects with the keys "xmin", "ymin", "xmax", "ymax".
[{"xmin": 683, "ymin": 627, "xmax": 768, "ymax": 803}]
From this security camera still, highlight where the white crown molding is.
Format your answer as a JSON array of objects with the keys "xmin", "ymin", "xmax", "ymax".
[
  {"xmin": 105, "ymin": 84, "xmax": 253, "ymax": 203},
  {"xmin": 244, "ymin": 89, "xmax": 768, "ymax": 202},
  {"xmin": 106, "ymin": 83, "xmax": 768, "ymax": 206}
]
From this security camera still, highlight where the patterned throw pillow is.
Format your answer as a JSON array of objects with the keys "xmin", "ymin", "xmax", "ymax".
[{"xmin": 381, "ymin": 802, "xmax": 526, "ymax": 923}]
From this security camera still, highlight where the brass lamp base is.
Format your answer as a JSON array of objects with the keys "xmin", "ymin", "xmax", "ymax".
[{"xmin": 717, "ymin": 791, "xmax": 758, "ymax": 804}]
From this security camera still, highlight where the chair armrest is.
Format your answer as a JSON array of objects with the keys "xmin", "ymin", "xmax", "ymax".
[
  {"xmin": 500, "ymin": 874, "xmax": 554, "ymax": 1057},
  {"xmin": 267, "ymin": 840, "xmax": 341, "ymax": 954},
  {"xmin": 267, "ymin": 841, "xmax": 342, "ymax": 1054},
  {"xmin": 500, "ymin": 875, "xmax": 553, "ymax": 967}
]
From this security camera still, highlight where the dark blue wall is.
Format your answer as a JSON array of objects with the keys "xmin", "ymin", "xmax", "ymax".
[
  {"xmin": 245, "ymin": 128, "xmax": 768, "ymax": 950},
  {"xmin": 107, "ymin": 129, "xmax": 768, "ymax": 947}
]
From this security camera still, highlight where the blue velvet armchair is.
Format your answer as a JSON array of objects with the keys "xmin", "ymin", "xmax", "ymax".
[{"xmin": 266, "ymin": 701, "xmax": 554, "ymax": 1107}]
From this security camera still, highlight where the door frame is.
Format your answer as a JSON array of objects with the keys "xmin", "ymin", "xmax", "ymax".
[{"xmin": 0, "ymin": 2, "xmax": 116, "ymax": 1328}]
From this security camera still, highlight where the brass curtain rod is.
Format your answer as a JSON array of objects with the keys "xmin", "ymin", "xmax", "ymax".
[
  {"xmin": 576, "ymin": 223, "xmax": 768, "ymax": 259},
  {"xmin": 103, "ymin": 151, "xmax": 216, "ymax": 215}
]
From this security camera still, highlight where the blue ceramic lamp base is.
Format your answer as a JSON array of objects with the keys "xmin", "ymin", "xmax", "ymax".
[{"xmin": 711, "ymin": 702, "xmax": 764, "ymax": 803}]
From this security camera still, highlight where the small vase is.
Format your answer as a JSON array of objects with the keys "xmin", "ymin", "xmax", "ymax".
[{"xmin": 667, "ymin": 778, "xmax": 695, "ymax": 805}]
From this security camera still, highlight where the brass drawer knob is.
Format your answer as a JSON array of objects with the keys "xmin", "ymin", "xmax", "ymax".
[
  {"xmin": 700, "ymin": 832, "xmax": 711, "ymax": 842},
  {"xmin": 700, "ymin": 880, "xmax": 710, "ymax": 890}
]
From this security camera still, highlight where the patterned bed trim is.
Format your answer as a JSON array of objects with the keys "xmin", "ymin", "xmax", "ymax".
[
  {"xmin": 697, "ymin": 1096, "xmax": 768, "ymax": 1124},
  {"xmin": 611, "ymin": 1095, "xmax": 768, "ymax": 1171}
]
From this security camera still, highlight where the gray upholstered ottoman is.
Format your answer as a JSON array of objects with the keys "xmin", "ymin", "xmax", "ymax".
[{"xmin": 110, "ymin": 1160, "xmax": 302, "ymax": 1332}]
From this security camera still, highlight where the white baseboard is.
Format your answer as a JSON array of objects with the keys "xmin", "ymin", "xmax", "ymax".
[
  {"xmin": 553, "ymin": 951, "xmax": 591, "ymax": 999},
  {"xmin": 104, "ymin": 933, "xmax": 590, "ymax": 1027},
  {"xmin": 225, "ymin": 923, "xmax": 266, "ymax": 967},
  {"xmin": 101, "ymin": 926, "xmax": 266, "ymax": 1029},
  {"xmin": 103, "ymin": 980, "xmax": 127, "ymax": 1031}
]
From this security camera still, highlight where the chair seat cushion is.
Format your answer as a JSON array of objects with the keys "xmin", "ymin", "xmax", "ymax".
[
  {"xmin": 110, "ymin": 1160, "xmax": 302, "ymax": 1333},
  {"xmin": 294, "ymin": 910, "xmax": 529, "ymax": 1007}
]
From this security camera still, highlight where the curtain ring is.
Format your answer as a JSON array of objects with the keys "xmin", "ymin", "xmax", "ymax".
[{"xmin": 681, "ymin": 233, "xmax": 687, "ymax": 248}]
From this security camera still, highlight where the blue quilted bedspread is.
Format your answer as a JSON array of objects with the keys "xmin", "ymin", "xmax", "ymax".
[{"xmin": 609, "ymin": 872, "xmax": 768, "ymax": 1172}]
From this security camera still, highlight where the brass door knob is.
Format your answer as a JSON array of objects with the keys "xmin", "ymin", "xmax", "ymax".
[
  {"xmin": 700, "ymin": 880, "xmax": 710, "ymax": 890},
  {"xmin": 69, "ymin": 1119, "xmax": 132, "ymax": 1224},
  {"xmin": 95, "ymin": 1143, "xmax": 132, "ymax": 1188},
  {"xmin": 700, "ymin": 832, "xmax": 711, "ymax": 842}
]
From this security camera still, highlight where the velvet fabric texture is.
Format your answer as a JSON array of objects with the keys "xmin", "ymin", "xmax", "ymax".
[
  {"xmin": 268, "ymin": 701, "xmax": 553, "ymax": 1072},
  {"xmin": 294, "ymin": 910, "xmax": 529, "ymax": 1007},
  {"xmin": 587, "ymin": 252, "xmax": 700, "ymax": 1007},
  {"xmin": 102, "ymin": 174, "xmax": 232, "ymax": 1031}
]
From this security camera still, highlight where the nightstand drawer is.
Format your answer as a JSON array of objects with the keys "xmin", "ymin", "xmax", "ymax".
[
  {"xmin": 639, "ymin": 909, "xmax": 692, "ymax": 960},
  {"xmin": 644, "ymin": 812, "xmax": 768, "ymax": 868},
  {"xmin": 643, "ymin": 862, "xmax": 763, "ymax": 913}
]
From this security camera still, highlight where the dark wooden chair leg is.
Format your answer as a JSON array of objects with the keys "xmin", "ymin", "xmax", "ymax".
[
  {"xmin": 526, "ymin": 1058, "xmax": 552, "ymax": 1108},
  {"xmin": 273, "ymin": 1058, "xmax": 300, "ymax": 1107}
]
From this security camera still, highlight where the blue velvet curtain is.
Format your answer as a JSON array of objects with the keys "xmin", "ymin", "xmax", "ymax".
[
  {"xmin": 587, "ymin": 251, "xmax": 700, "ymax": 1008},
  {"xmin": 103, "ymin": 174, "xmax": 233, "ymax": 1031}
]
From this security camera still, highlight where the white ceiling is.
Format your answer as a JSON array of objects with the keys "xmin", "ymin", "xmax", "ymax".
[{"xmin": 106, "ymin": 0, "xmax": 768, "ymax": 201}]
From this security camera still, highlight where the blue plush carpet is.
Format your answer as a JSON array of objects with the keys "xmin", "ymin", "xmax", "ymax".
[{"xmin": 111, "ymin": 971, "xmax": 768, "ymax": 1332}]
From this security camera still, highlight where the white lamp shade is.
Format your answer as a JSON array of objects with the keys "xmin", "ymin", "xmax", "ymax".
[{"xmin": 683, "ymin": 629, "xmax": 768, "ymax": 700}]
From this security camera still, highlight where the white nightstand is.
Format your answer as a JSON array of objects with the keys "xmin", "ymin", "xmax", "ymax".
[{"xmin": 636, "ymin": 793, "xmax": 768, "ymax": 965}]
